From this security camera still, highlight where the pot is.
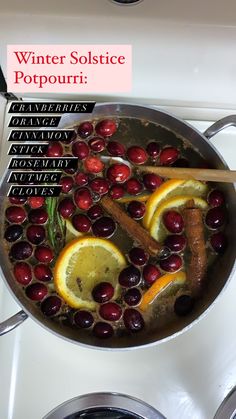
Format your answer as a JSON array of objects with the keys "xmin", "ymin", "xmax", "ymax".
[{"xmin": 0, "ymin": 103, "xmax": 236, "ymax": 349}]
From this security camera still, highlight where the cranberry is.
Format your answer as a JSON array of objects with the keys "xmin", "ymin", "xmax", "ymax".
[
  {"xmin": 6, "ymin": 206, "xmax": 26, "ymax": 224},
  {"xmin": 72, "ymin": 214, "xmax": 91, "ymax": 232},
  {"xmin": 72, "ymin": 140, "xmax": 89, "ymax": 160},
  {"xmin": 92, "ymin": 216, "xmax": 116, "ymax": 238},
  {"xmin": 143, "ymin": 173, "xmax": 163, "ymax": 192},
  {"xmin": 207, "ymin": 190, "xmax": 225, "ymax": 207},
  {"xmin": 119, "ymin": 265, "xmax": 141, "ymax": 288},
  {"xmin": 174, "ymin": 295, "xmax": 194, "ymax": 316},
  {"xmin": 84, "ymin": 156, "xmax": 105, "ymax": 173},
  {"xmin": 74, "ymin": 187, "xmax": 93, "ymax": 210},
  {"xmin": 163, "ymin": 211, "xmax": 184, "ymax": 234},
  {"xmin": 26, "ymin": 283, "xmax": 48, "ymax": 301},
  {"xmin": 28, "ymin": 208, "xmax": 48, "ymax": 224},
  {"xmin": 164, "ymin": 234, "xmax": 186, "ymax": 253},
  {"xmin": 4, "ymin": 224, "xmax": 23, "ymax": 242},
  {"xmin": 127, "ymin": 201, "xmax": 146, "ymax": 219},
  {"xmin": 107, "ymin": 163, "xmax": 131, "ymax": 183},
  {"xmin": 95, "ymin": 119, "xmax": 117, "ymax": 137},
  {"xmin": 88, "ymin": 137, "xmax": 106, "ymax": 153},
  {"xmin": 58, "ymin": 198, "xmax": 75, "ymax": 219},
  {"xmin": 160, "ymin": 147, "xmax": 179, "ymax": 165},
  {"xmin": 172, "ymin": 158, "xmax": 189, "ymax": 168},
  {"xmin": 99, "ymin": 302, "xmax": 122, "ymax": 321},
  {"xmin": 109, "ymin": 185, "xmax": 125, "ymax": 200},
  {"xmin": 74, "ymin": 172, "xmax": 89, "ymax": 186},
  {"xmin": 63, "ymin": 153, "xmax": 77, "ymax": 175},
  {"xmin": 123, "ymin": 308, "xmax": 144, "ymax": 332},
  {"xmin": 34, "ymin": 264, "xmax": 52, "ymax": 282},
  {"xmin": 129, "ymin": 247, "xmax": 148, "ymax": 266},
  {"xmin": 93, "ymin": 322, "xmax": 114, "ymax": 338},
  {"xmin": 89, "ymin": 178, "xmax": 109, "ymax": 195},
  {"xmin": 107, "ymin": 141, "xmax": 126, "ymax": 157},
  {"xmin": 28, "ymin": 197, "xmax": 45, "ymax": 209},
  {"xmin": 74, "ymin": 310, "xmax": 94, "ymax": 328},
  {"xmin": 125, "ymin": 178, "xmax": 143, "ymax": 195},
  {"xmin": 34, "ymin": 246, "xmax": 53, "ymax": 263},
  {"xmin": 41, "ymin": 296, "xmax": 62, "ymax": 316},
  {"xmin": 87, "ymin": 204, "xmax": 103, "ymax": 220},
  {"xmin": 9, "ymin": 197, "xmax": 27, "ymax": 205},
  {"xmin": 46, "ymin": 142, "xmax": 63, "ymax": 157},
  {"xmin": 160, "ymin": 254, "xmax": 183, "ymax": 272},
  {"xmin": 10, "ymin": 241, "xmax": 33, "ymax": 260},
  {"xmin": 124, "ymin": 288, "xmax": 142, "ymax": 306},
  {"xmin": 59, "ymin": 176, "xmax": 74, "ymax": 193},
  {"xmin": 92, "ymin": 282, "xmax": 114, "ymax": 303},
  {"xmin": 205, "ymin": 207, "xmax": 225, "ymax": 229},
  {"xmin": 146, "ymin": 141, "xmax": 160, "ymax": 158},
  {"xmin": 77, "ymin": 121, "xmax": 93, "ymax": 138},
  {"xmin": 143, "ymin": 264, "xmax": 161, "ymax": 286},
  {"xmin": 26, "ymin": 225, "xmax": 46, "ymax": 245},
  {"xmin": 210, "ymin": 232, "xmax": 227, "ymax": 254},
  {"xmin": 127, "ymin": 146, "xmax": 148, "ymax": 165},
  {"xmin": 14, "ymin": 262, "xmax": 32, "ymax": 285}
]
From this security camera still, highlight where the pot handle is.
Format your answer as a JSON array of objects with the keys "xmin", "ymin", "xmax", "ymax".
[
  {"xmin": 0, "ymin": 310, "xmax": 28, "ymax": 336},
  {"xmin": 204, "ymin": 115, "xmax": 236, "ymax": 139}
]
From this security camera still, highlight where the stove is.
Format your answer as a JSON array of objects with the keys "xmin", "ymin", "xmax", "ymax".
[{"xmin": 0, "ymin": 109, "xmax": 236, "ymax": 419}]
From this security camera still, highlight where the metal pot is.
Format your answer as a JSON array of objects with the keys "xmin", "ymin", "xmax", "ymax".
[{"xmin": 1, "ymin": 103, "xmax": 236, "ymax": 349}]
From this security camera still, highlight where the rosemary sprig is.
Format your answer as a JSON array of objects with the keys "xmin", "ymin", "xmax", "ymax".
[{"xmin": 45, "ymin": 197, "xmax": 66, "ymax": 259}]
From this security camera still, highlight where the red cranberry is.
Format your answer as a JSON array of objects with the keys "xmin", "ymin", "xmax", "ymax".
[
  {"xmin": 88, "ymin": 137, "xmax": 106, "ymax": 152},
  {"xmin": 74, "ymin": 310, "xmax": 94, "ymax": 328},
  {"xmin": 123, "ymin": 308, "xmax": 144, "ymax": 332},
  {"xmin": 77, "ymin": 121, "xmax": 93, "ymax": 138},
  {"xmin": 92, "ymin": 216, "xmax": 116, "ymax": 238},
  {"xmin": 163, "ymin": 211, "xmax": 184, "ymax": 234},
  {"xmin": 146, "ymin": 141, "xmax": 160, "ymax": 158},
  {"xmin": 9, "ymin": 197, "xmax": 27, "ymax": 205},
  {"xmin": 87, "ymin": 204, "xmax": 103, "ymax": 220},
  {"xmin": 59, "ymin": 176, "xmax": 74, "ymax": 193},
  {"xmin": 107, "ymin": 141, "xmax": 126, "ymax": 157},
  {"xmin": 6, "ymin": 206, "xmax": 26, "ymax": 224},
  {"xmin": 164, "ymin": 235, "xmax": 186, "ymax": 253},
  {"xmin": 58, "ymin": 198, "xmax": 75, "ymax": 219},
  {"xmin": 119, "ymin": 265, "xmax": 141, "ymax": 288},
  {"xmin": 205, "ymin": 207, "xmax": 225, "ymax": 229},
  {"xmin": 125, "ymin": 178, "xmax": 143, "ymax": 195},
  {"xmin": 14, "ymin": 262, "xmax": 32, "ymax": 285},
  {"xmin": 107, "ymin": 163, "xmax": 131, "ymax": 183},
  {"xmin": 34, "ymin": 264, "xmax": 52, "ymax": 282},
  {"xmin": 26, "ymin": 225, "xmax": 45, "ymax": 245},
  {"xmin": 72, "ymin": 214, "xmax": 91, "ymax": 232},
  {"xmin": 28, "ymin": 208, "xmax": 48, "ymax": 224},
  {"xmin": 74, "ymin": 187, "xmax": 93, "ymax": 210},
  {"xmin": 28, "ymin": 197, "xmax": 45, "ymax": 209},
  {"xmin": 174, "ymin": 295, "xmax": 194, "ymax": 316},
  {"xmin": 93, "ymin": 322, "xmax": 114, "ymax": 338},
  {"xmin": 4, "ymin": 224, "xmax": 23, "ymax": 242},
  {"xmin": 99, "ymin": 302, "xmax": 122, "ymax": 321},
  {"xmin": 95, "ymin": 119, "xmax": 117, "ymax": 137},
  {"xmin": 210, "ymin": 232, "xmax": 227, "ymax": 254},
  {"xmin": 172, "ymin": 158, "xmax": 189, "ymax": 168},
  {"xmin": 143, "ymin": 264, "xmax": 161, "ymax": 286},
  {"xmin": 127, "ymin": 146, "xmax": 148, "ymax": 165},
  {"xmin": 207, "ymin": 190, "xmax": 225, "ymax": 207},
  {"xmin": 89, "ymin": 178, "xmax": 109, "ymax": 195},
  {"xmin": 72, "ymin": 140, "xmax": 89, "ymax": 160},
  {"xmin": 74, "ymin": 172, "xmax": 89, "ymax": 186},
  {"xmin": 160, "ymin": 254, "xmax": 183, "ymax": 272},
  {"xmin": 109, "ymin": 185, "xmax": 125, "ymax": 200},
  {"xmin": 46, "ymin": 142, "xmax": 63, "ymax": 157},
  {"xmin": 160, "ymin": 147, "xmax": 179, "ymax": 165},
  {"xmin": 129, "ymin": 247, "xmax": 148, "ymax": 266},
  {"xmin": 124, "ymin": 288, "xmax": 142, "ymax": 306},
  {"xmin": 26, "ymin": 283, "xmax": 48, "ymax": 301},
  {"xmin": 143, "ymin": 173, "xmax": 163, "ymax": 192},
  {"xmin": 92, "ymin": 282, "xmax": 114, "ymax": 303},
  {"xmin": 127, "ymin": 201, "xmax": 146, "ymax": 219},
  {"xmin": 34, "ymin": 246, "xmax": 53, "ymax": 263},
  {"xmin": 41, "ymin": 296, "xmax": 62, "ymax": 316},
  {"xmin": 84, "ymin": 156, "xmax": 105, "ymax": 173},
  {"xmin": 10, "ymin": 241, "xmax": 33, "ymax": 260}
]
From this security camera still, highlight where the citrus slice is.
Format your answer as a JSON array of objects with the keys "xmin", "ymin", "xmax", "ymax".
[
  {"xmin": 54, "ymin": 237, "xmax": 127, "ymax": 310},
  {"xmin": 139, "ymin": 271, "xmax": 186, "ymax": 311},
  {"xmin": 149, "ymin": 195, "xmax": 208, "ymax": 241},
  {"xmin": 65, "ymin": 219, "xmax": 83, "ymax": 243},
  {"xmin": 143, "ymin": 179, "xmax": 208, "ymax": 229}
]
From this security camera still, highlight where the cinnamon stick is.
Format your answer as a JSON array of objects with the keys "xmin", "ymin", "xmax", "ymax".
[{"xmin": 100, "ymin": 195, "xmax": 163, "ymax": 257}]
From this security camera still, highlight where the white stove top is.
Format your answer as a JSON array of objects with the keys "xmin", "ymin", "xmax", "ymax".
[{"xmin": 0, "ymin": 119, "xmax": 236, "ymax": 419}]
